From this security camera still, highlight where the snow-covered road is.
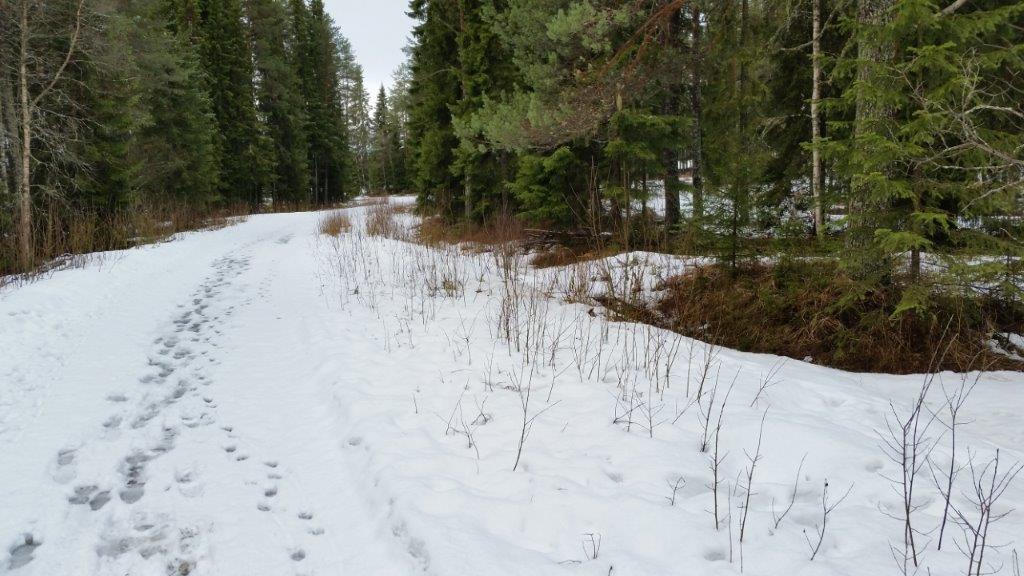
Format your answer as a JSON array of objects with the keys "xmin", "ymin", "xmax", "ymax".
[
  {"xmin": 0, "ymin": 212, "xmax": 422, "ymax": 575},
  {"xmin": 2, "ymin": 203, "xmax": 1022, "ymax": 576}
]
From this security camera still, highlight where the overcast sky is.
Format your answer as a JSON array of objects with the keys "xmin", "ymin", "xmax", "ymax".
[{"xmin": 324, "ymin": 0, "xmax": 415, "ymax": 94}]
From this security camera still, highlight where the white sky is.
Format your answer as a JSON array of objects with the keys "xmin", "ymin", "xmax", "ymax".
[{"xmin": 324, "ymin": 0, "xmax": 415, "ymax": 93}]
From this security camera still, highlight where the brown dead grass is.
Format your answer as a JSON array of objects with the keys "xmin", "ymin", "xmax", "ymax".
[
  {"xmin": 318, "ymin": 211, "xmax": 353, "ymax": 236},
  {"xmin": 1, "ymin": 200, "xmax": 253, "ymax": 281},
  {"xmin": 365, "ymin": 202, "xmax": 410, "ymax": 241},
  {"xmin": 417, "ymin": 212, "xmax": 527, "ymax": 248},
  {"xmin": 650, "ymin": 260, "xmax": 1022, "ymax": 374},
  {"xmin": 529, "ymin": 245, "xmax": 626, "ymax": 269}
]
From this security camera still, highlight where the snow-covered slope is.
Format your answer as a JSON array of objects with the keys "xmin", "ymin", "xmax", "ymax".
[{"xmin": 1, "ymin": 202, "xmax": 1021, "ymax": 576}]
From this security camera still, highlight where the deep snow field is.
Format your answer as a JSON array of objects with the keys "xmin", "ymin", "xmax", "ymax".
[{"xmin": 1, "ymin": 198, "xmax": 1022, "ymax": 576}]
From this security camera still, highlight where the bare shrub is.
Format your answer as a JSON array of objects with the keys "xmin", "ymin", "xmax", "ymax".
[
  {"xmin": 739, "ymin": 410, "xmax": 768, "ymax": 544},
  {"xmin": 804, "ymin": 479, "xmax": 854, "ymax": 561},
  {"xmin": 950, "ymin": 450, "xmax": 1023, "ymax": 576},
  {"xmin": 666, "ymin": 476, "xmax": 686, "ymax": 506},
  {"xmin": 930, "ymin": 367, "xmax": 983, "ymax": 551},
  {"xmin": 879, "ymin": 367, "xmax": 942, "ymax": 572},
  {"xmin": 511, "ymin": 364, "xmax": 560, "ymax": 472},
  {"xmin": 772, "ymin": 453, "xmax": 808, "ymax": 530}
]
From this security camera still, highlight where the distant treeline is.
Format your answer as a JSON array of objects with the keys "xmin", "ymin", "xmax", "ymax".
[{"xmin": 0, "ymin": 0, "xmax": 407, "ymax": 273}]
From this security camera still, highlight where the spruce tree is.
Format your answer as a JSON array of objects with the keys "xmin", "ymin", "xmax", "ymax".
[
  {"xmin": 199, "ymin": 0, "xmax": 265, "ymax": 205},
  {"xmin": 291, "ymin": 0, "xmax": 351, "ymax": 203},
  {"xmin": 370, "ymin": 85, "xmax": 391, "ymax": 193},
  {"xmin": 247, "ymin": 0, "xmax": 310, "ymax": 204},
  {"xmin": 407, "ymin": 0, "xmax": 462, "ymax": 215},
  {"xmin": 133, "ymin": 0, "xmax": 223, "ymax": 209}
]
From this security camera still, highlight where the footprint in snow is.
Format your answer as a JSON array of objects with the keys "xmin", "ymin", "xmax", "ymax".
[
  {"xmin": 119, "ymin": 451, "xmax": 150, "ymax": 504},
  {"xmin": 8, "ymin": 534, "xmax": 41, "ymax": 570},
  {"xmin": 131, "ymin": 404, "xmax": 160, "ymax": 429},
  {"xmin": 102, "ymin": 414, "xmax": 123, "ymax": 431},
  {"xmin": 703, "ymin": 548, "xmax": 726, "ymax": 562},
  {"xmin": 52, "ymin": 447, "xmax": 79, "ymax": 484},
  {"xmin": 68, "ymin": 485, "xmax": 112, "ymax": 511}
]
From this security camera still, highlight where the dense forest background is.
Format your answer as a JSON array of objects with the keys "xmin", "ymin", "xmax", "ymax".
[
  {"xmin": 0, "ymin": 0, "xmax": 405, "ymax": 272},
  {"xmin": 2, "ymin": 0, "xmax": 1023, "ymax": 368},
  {"xmin": 396, "ymin": 0, "xmax": 1024, "ymax": 368}
]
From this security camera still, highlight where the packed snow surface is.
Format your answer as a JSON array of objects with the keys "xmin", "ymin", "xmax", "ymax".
[{"xmin": 1, "ymin": 199, "xmax": 1022, "ymax": 576}]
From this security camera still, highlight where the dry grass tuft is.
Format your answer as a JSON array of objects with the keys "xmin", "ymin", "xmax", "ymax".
[
  {"xmin": 318, "ymin": 211, "xmax": 353, "ymax": 236},
  {"xmin": 417, "ymin": 213, "xmax": 526, "ymax": 248},
  {"xmin": 365, "ymin": 202, "xmax": 410, "ymax": 241}
]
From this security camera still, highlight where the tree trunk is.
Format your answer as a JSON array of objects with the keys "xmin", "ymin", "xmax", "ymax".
[
  {"xmin": 464, "ymin": 169, "xmax": 472, "ymax": 222},
  {"xmin": 0, "ymin": 74, "xmax": 9, "ymax": 200},
  {"xmin": 1, "ymin": 69, "xmax": 23, "ymax": 204},
  {"xmin": 18, "ymin": 0, "xmax": 33, "ymax": 269},
  {"xmin": 849, "ymin": 0, "xmax": 895, "ymax": 279},
  {"xmin": 662, "ymin": 8, "xmax": 682, "ymax": 232},
  {"xmin": 690, "ymin": 2, "xmax": 704, "ymax": 229},
  {"xmin": 662, "ymin": 152, "xmax": 680, "ymax": 231},
  {"xmin": 457, "ymin": 0, "xmax": 473, "ymax": 222},
  {"xmin": 811, "ymin": 0, "xmax": 824, "ymax": 237},
  {"xmin": 737, "ymin": 0, "xmax": 750, "ymax": 231}
]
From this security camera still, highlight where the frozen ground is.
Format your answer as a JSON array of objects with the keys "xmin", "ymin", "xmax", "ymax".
[{"xmin": 1, "ymin": 199, "xmax": 1022, "ymax": 576}]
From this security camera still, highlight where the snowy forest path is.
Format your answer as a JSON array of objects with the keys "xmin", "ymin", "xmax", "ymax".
[{"xmin": 0, "ymin": 211, "xmax": 419, "ymax": 576}]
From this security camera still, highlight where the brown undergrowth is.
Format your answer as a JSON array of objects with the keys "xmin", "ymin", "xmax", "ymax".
[
  {"xmin": 399, "ymin": 209, "xmax": 1022, "ymax": 375},
  {"xmin": 650, "ymin": 260, "xmax": 1023, "ymax": 374},
  {"xmin": 417, "ymin": 213, "xmax": 527, "ymax": 248}
]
